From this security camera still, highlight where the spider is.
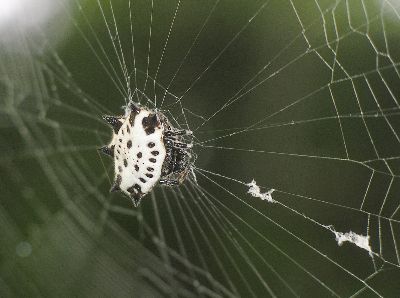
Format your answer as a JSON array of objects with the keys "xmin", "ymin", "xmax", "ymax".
[{"xmin": 99, "ymin": 101, "xmax": 193, "ymax": 207}]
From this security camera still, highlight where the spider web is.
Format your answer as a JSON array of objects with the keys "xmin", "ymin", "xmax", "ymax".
[{"xmin": 1, "ymin": 0, "xmax": 400, "ymax": 297}]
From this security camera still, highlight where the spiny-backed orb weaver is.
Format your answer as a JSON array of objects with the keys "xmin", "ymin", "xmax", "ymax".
[{"xmin": 99, "ymin": 102, "xmax": 193, "ymax": 207}]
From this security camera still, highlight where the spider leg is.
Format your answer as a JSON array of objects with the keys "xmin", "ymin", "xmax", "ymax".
[
  {"xmin": 159, "ymin": 179, "xmax": 180, "ymax": 186},
  {"xmin": 164, "ymin": 129, "xmax": 192, "ymax": 137},
  {"xmin": 175, "ymin": 142, "xmax": 192, "ymax": 149},
  {"xmin": 173, "ymin": 151, "xmax": 189, "ymax": 173},
  {"xmin": 162, "ymin": 131, "xmax": 192, "ymax": 183},
  {"xmin": 165, "ymin": 140, "xmax": 192, "ymax": 149},
  {"xmin": 174, "ymin": 162, "xmax": 188, "ymax": 174}
]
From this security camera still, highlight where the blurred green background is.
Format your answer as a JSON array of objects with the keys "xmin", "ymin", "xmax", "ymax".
[{"xmin": 1, "ymin": 0, "xmax": 400, "ymax": 297}]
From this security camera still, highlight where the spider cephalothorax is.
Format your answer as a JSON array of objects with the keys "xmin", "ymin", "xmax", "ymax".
[{"xmin": 99, "ymin": 101, "xmax": 193, "ymax": 207}]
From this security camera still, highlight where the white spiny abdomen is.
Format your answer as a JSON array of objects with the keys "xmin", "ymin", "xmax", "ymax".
[{"xmin": 114, "ymin": 110, "xmax": 166, "ymax": 197}]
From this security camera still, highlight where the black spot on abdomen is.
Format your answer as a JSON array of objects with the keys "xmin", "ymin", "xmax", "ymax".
[
  {"xmin": 145, "ymin": 127, "xmax": 155, "ymax": 135},
  {"xmin": 127, "ymin": 183, "xmax": 142, "ymax": 195},
  {"xmin": 142, "ymin": 114, "xmax": 159, "ymax": 135}
]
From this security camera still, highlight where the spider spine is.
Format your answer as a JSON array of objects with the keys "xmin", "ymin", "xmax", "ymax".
[
  {"xmin": 103, "ymin": 115, "xmax": 122, "ymax": 133},
  {"xmin": 98, "ymin": 145, "xmax": 114, "ymax": 157},
  {"xmin": 131, "ymin": 197, "xmax": 142, "ymax": 207},
  {"xmin": 128, "ymin": 102, "xmax": 141, "ymax": 114},
  {"xmin": 110, "ymin": 174, "xmax": 122, "ymax": 192}
]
